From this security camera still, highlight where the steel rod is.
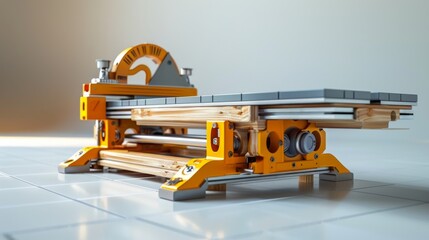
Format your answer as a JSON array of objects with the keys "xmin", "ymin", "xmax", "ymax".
[
  {"xmin": 125, "ymin": 134, "xmax": 207, "ymax": 147},
  {"xmin": 207, "ymin": 168, "xmax": 330, "ymax": 185}
]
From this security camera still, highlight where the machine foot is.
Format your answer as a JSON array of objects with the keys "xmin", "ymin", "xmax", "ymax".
[
  {"xmin": 320, "ymin": 172, "xmax": 354, "ymax": 182},
  {"xmin": 159, "ymin": 181, "xmax": 208, "ymax": 201},
  {"xmin": 58, "ymin": 161, "xmax": 91, "ymax": 173}
]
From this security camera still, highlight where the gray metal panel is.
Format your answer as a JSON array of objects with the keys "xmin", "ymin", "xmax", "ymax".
[
  {"xmin": 146, "ymin": 98, "xmax": 166, "ymax": 105},
  {"xmin": 344, "ymin": 90, "xmax": 354, "ymax": 99},
  {"xmin": 324, "ymin": 89, "xmax": 345, "ymax": 99},
  {"xmin": 389, "ymin": 93, "xmax": 401, "ymax": 101},
  {"xmin": 279, "ymin": 90, "xmax": 321, "ymax": 99},
  {"xmin": 279, "ymin": 89, "xmax": 345, "ymax": 100},
  {"xmin": 380, "ymin": 101, "xmax": 417, "ymax": 106},
  {"xmin": 242, "ymin": 92, "xmax": 279, "ymax": 101},
  {"xmin": 260, "ymin": 113, "xmax": 354, "ymax": 120},
  {"xmin": 137, "ymin": 99, "xmax": 146, "ymax": 106},
  {"xmin": 401, "ymin": 94, "xmax": 417, "ymax": 102},
  {"xmin": 107, "ymin": 101, "xmax": 121, "ymax": 107},
  {"xmin": 354, "ymin": 91, "xmax": 371, "ymax": 100},
  {"xmin": 166, "ymin": 97, "xmax": 176, "ymax": 104},
  {"xmin": 149, "ymin": 53, "xmax": 192, "ymax": 87},
  {"xmin": 201, "ymin": 95, "xmax": 213, "ymax": 103},
  {"xmin": 122, "ymin": 100, "xmax": 130, "ymax": 106},
  {"xmin": 106, "ymin": 97, "xmax": 371, "ymax": 110},
  {"xmin": 371, "ymin": 92, "xmax": 389, "ymax": 101},
  {"xmin": 213, "ymin": 93, "xmax": 242, "ymax": 102},
  {"xmin": 176, "ymin": 96, "xmax": 201, "ymax": 104},
  {"xmin": 259, "ymin": 107, "xmax": 354, "ymax": 114},
  {"xmin": 129, "ymin": 100, "xmax": 138, "ymax": 106}
]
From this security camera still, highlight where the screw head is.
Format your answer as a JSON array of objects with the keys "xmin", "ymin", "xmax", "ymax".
[
  {"xmin": 270, "ymin": 156, "xmax": 275, "ymax": 162},
  {"xmin": 228, "ymin": 151, "xmax": 233, "ymax": 157},
  {"xmin": 184, "ymin": 165, "xmax": 195, "ymax": 174}
]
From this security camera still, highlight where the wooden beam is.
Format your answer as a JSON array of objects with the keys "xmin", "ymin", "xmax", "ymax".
[
  {"xmin": 99, "ymin": 150, "xmax": 189, "ymax": 171},
  {"xmin": 355, "ymin": 108, "xmax": 400, "ymax": 122},
  {"xmin": 98, "ymin": 159, "xmax": 177, "ymax": 178},
  {"xmin": 132, "ymin": 106, "xmax": 255, "ymax": 123},
  {"xmin": 136, "ymin": 121, "xmax": 206, "ymax": 128},
  {"xmin": 311, "ymin": 120, "xmax": 389, "ymax": 129},
  {"xmin": 83, "ymin": 83, "xmax": 197, "ymax": 97}
]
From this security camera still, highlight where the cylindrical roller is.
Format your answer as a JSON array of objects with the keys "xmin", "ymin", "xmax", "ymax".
[
  {"xmin": 296, "ymin": 132, "xmax": 316, "ymax": 154},
  {"xmin": 125, "ymin": 134, "xmax": 206, "ymax": 147},
  {"xmin": 284, "ymin": 127, "xmax": 300, "ymax": 157}
]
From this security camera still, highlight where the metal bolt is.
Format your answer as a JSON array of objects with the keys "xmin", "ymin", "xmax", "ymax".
[
  {"xmin": 270, "ymin": 156, "xmax": 275, "ymax": 162},
  {"xmin": 180, "ymin": 68, "xmax": 193, "ymax": 76},
  {"xmin": 228, "ymin": 151, "xmax": 233, "ymax": 157},
  {"xmin": 184, "ymin": 165, "xmax": 194, "ymax": 174},
  {"xmin": 96, "ymin": 59, "xmax": 110, "ymax": 80},
  {"xmin": 212, "ymin": 138, "xmax": 218, "ymax": 145},
  {"xmin": 212, "ymin": 123, "xmax": 218, "ymax": 128},
  {"xmin": 314, "ymin": 153, "xmax": 319, "ymax": 159},
  {"xmin": 278, "ymin": 140, "xmax": 283, "ymax": 146},
  {"xmin": 166, "ymin": 177, "xmax": 183, "ymax": 186}
]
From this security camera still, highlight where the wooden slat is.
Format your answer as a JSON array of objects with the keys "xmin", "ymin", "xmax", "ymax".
[
  {"xmin": 136, "ymin": 121, "xmax": 206, "ymax": 128},
  {"xmin": 355, "ymin": 108, "xmax": 400, "ymax": 122},
  {"xmin": 311, "ymin": 120, "xmax": 389, "ymax": 129},
  {"xmin": 98, "ymin": 159, "xmax": 177, "ymax": 178},
  {"xmin": 132, "ymin": 106, "xmax": 254, "ymax": 123},
  {"xmin": 135, "ymin": 145, "xmax": 206, "ymax": 158},
  {"xmin": 84, "ymin": 83, "xmax": 197, "ymax": 97},
  {"xmin": 99, "ymin": 150, "xmax": 189, "ymax": 171}
]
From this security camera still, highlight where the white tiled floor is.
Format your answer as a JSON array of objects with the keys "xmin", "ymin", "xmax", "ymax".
[{"xmin": 0, "ymin": 137, "xmax": 428, "ymax": 239}]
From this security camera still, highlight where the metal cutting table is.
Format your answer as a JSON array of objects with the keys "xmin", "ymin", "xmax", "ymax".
[{"xmin": 58, "ymin": 43, "xmax": 417, "ymax": 201}]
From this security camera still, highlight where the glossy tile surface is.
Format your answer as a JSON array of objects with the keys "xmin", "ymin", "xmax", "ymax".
[
  {"xmin": 0, "ymin": 138, "xmax": 427, "ymax": 239},
  {"xmin": 247, "ymin": 203, "xmax": 429, "ymax": 240},
  {"xmin": 15, "ymin": 172, "xmax": 102, "ymax": 186},
  {"xmin": 0, "ymin": 176, "xmax": 33, "ymax": 190},
  {"xmin": 0, "ymin": 187, "xmax": 68, "ymax": 208},
  {"xmin": 45, "ymin": 180, "xmax": 148, "ymax": 200},
  {"xmin": 10, "ymin": 219, "xmax": 198, "ymax": 240},
  {"xmin": 144, "ymin": 193, "xmax": 419, "ymax": 238},
  {"xmin": 0, "ymin": 201, "xmax": 119, "ymax": 233}
]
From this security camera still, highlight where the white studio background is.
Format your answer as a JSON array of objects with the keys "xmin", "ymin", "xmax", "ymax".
[{"xmin": 0, "ymin": 0, "xmax": 427, "ymax": 145}]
